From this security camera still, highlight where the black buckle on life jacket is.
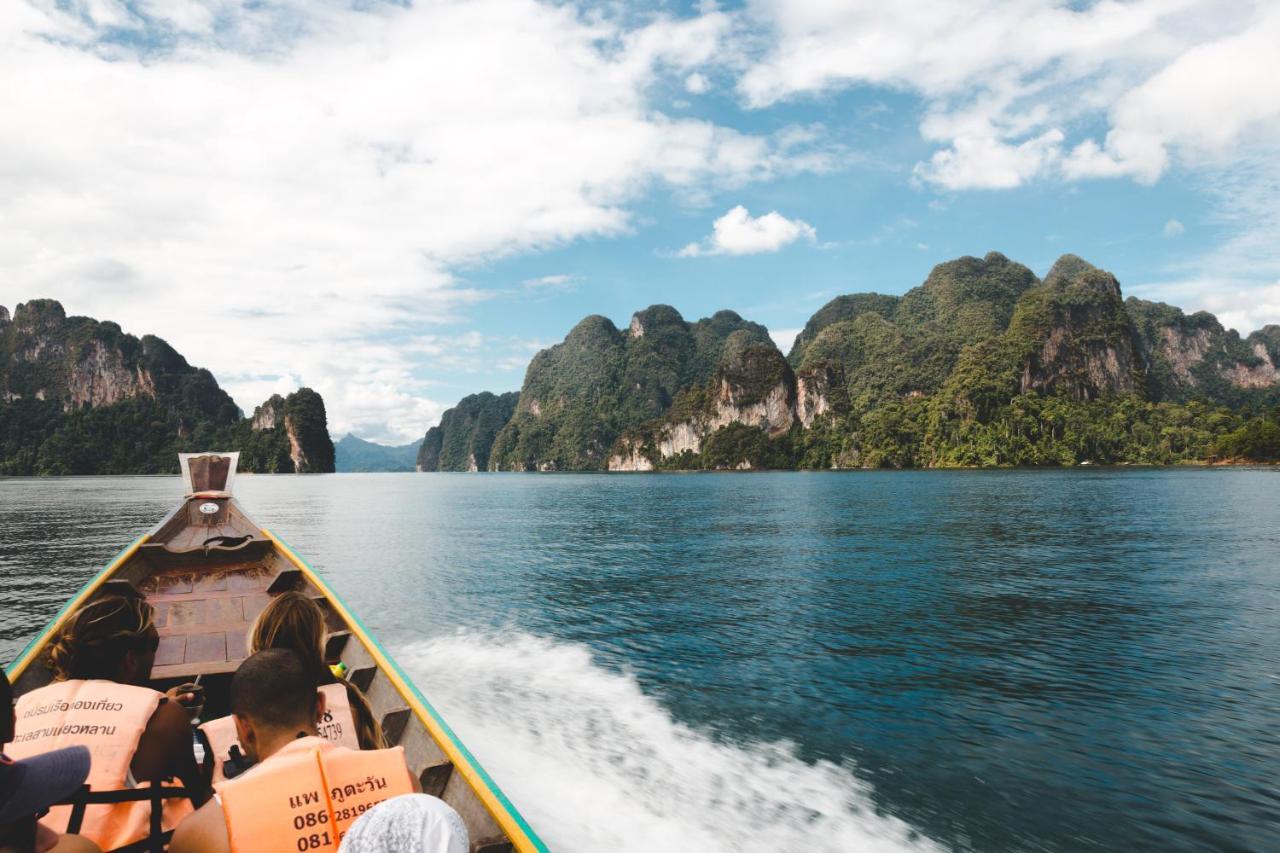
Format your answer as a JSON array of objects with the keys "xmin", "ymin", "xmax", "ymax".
[{"xmin": 221, "ymin": 744, "xmax": 256, "ymax": 780}]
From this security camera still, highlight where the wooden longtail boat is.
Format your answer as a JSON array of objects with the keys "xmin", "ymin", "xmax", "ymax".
[{"xmin": 5, "ymin": 453, "xmax": 546, "ymax": 853}]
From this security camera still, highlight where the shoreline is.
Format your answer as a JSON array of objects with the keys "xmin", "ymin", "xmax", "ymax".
[{"xmin": 2, "ymin": 460, "xmax": 1277, "ymax": 479}]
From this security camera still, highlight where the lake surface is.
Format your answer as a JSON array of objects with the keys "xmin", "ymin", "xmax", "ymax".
[{"xmin": 2, "ymin": 470, "xmax": 1278, "ymax": 852}]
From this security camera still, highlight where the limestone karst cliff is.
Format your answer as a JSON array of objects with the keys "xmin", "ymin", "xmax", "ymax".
[
  {"xmin": 0, "ymin": 300, "xmax": 335, "ymax": 474},
  {"xmin": 1009, "ymin": 255, "xmax": 1143, "ymax": 400},
  {"xmin": 487, "ymin": 305, "xmax": 773, "ymax": 471},
  {"xmin": 608, "ymin": 333, "xmax": 796, "ymax": 470},
  {"xmin": 1127, "ymin": 300, "xmax": 1280, "ymax": 399},
  {"xmin": 424, "ymin": 252, "xmax": 1280, "ymax": 470},
  {"xmin": 246, "ymin": 389, "xmax": 336, "ymax": 474},
  {"xmin": 416, "ymin": 391, "xmax": 518, "ymax": 472}
]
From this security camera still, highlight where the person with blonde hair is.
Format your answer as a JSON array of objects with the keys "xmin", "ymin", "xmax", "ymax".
[
  {"xmin": 199, "ymin": 592, "xmax": 382, "ymax": 782},
  {"xmin": 7, "ymin": 594, "xmax": 208, "ymax": 852},
  {"xmin": 171, "ymin": 651, "xmax": 418, "ymax": 853},
  {"xmin": 248, "ymin": 592, "xmax": 382, "ymax": 750}
]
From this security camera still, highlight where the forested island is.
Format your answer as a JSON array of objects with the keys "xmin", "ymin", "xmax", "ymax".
[
  {"xmin": 419, "ymin": 253, "xmax": 1280, "ymax": 471},
  {"xmin": 5, "ymin": 252, "xmax": 1278, "ymax": 476},
  {"xmin": 0, "ymin": 300, "xmax": 334, "ymax": 475}
]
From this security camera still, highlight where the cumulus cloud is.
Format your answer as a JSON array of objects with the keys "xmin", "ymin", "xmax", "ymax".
[
  {"xmin": 1063, "ymin": 9, "xmax": 1280, "ymax": 183},
  {"xmin": 0, "ymin": 0, "xmax": 829, "ymax": 441},
  {"xmin": 914, "ymin": 128, "xmax": 1065, "ymax": 191},
  {"xmin": 730, "ymin": 0, "xmax": 1280, "ymax": 328},
  {"xmin": 1163, "ymin": 219, "xmax": 1185, "ymax": 237},
  {"xmin": 739, "ymin": 1, "xmax": 1278, "ymax": 192},
  {"xmin": 678, "ymin": 205, "xmax": 817, "ymax": 257}
]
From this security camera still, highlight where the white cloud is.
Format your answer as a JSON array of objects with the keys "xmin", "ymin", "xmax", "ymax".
[
  {"xmin": 915, "ymin": 128, "xmax": 1064, "ymax": 190},
  {"xmin": 1130, "ymin": 278, "xmax": 1280, "ymax": 337},
  {"xmin": 1163, "ymin": 218, "xmax": 1185, "ymax": 237},
  {"xmin": 768, "ymin": 326, "xmax": 801, "ymax": 352},
  {"xmin": 684, "ymin": 72, "xmax": 709, "ymax": 94},
  {"xmin": 0, "ymin": 0, "xmax": 828, "ymax": 442},
  {"xmin": 1064, "ymin": 8, "xmax": 1280, "ymax": 183},
  {"xmin": 731, "ymin": 0, "xmax": 1280, "ymax": 327},
  {"xmin": 739, "ymin": 1, "xmax": 1278, "ymax": 191},
  {"xmin": 521, "ymin": 274, "xmax": 578, "ymax": 295},
  {"xmin": 678, "ymin": 205, "xmax": 817, "ymax": 257}
]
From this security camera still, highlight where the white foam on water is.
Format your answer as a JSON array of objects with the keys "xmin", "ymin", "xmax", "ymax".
[{"xmin": 396, "ymin": 632, "xmax": 942, "ymax": 853}]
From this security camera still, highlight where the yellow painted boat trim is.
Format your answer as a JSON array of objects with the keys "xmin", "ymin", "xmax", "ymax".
[
  {"xmin": 262, "ymin": 528, "xmax": 548, "ymax": 853},
  {"xmin": 6, "ymin": 534, "xmax": 150, "ymax": 680}
]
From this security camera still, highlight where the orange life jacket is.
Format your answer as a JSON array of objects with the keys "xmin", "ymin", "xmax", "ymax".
[
  {"xmin": 215, "ymin": 736, "xmax": 413, "ymax": 853},
  {"xmin": 9, "ymin": 679, "xmax": 194, "ymax": 851},
  {"xmin": 200, "ymin": 684, "xmax": 358, "ymax": 783}
]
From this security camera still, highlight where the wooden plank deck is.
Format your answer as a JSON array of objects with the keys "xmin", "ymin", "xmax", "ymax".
[{"xmin": 141, "ymin": 563, "xmax": 273, "ymax": 680}]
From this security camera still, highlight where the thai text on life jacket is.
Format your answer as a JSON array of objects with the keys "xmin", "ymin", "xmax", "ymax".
[
  {"xmin": 215, "ymin": 736, "xmax": 413, "ymax": 853},
  {"xmin": 9, "ymin": 679, "xmax": 194, "ymax": 850}
]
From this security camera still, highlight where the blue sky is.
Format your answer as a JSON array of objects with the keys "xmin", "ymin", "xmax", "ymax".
[{"xmin": 1, "ymin": 1, "xmax": 1277, "ymax": 442}]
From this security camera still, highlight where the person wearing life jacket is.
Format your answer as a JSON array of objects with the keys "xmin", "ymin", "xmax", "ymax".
[
  {"xmin": 1, "ymin": 669, "xmax": 102, "ymax": 853},
  {"xmin": 7, "ymin": 595, "xmax": 210, "ymax": 852},
  {"xmin": 171, "ymin": 650, "xmax": 428, "ymax": 853},
  {"xmin": 199, "ymin": 593, "xmax": 382, "ymax": 782}
]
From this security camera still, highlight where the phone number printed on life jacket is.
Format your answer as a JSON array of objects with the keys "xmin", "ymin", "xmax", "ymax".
[{"xmin": 286, "ymin": 789, "xmax": 332, "ymax": 852}]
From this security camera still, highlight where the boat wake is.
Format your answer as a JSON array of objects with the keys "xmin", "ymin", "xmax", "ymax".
[{"xmin": 396, "ymin": 632, "xmax": 940, "ymax": 853}]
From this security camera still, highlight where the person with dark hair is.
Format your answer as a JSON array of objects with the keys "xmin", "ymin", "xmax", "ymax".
[
  {"xmin": 171, "ymin": 650, "xmax": 420, "ymax": 853},
  {"xmin": 1, "ymin": 669, "xmax": 102, "ymax": 853},
  {"xmin": 6, "ymin": 595, "xmax": 208, "ymax": 851},
  {"xmin": 199, "ymin": 593, "xmax": 382, "ymax": 782},
  {"xmin": 226, "ymin": 647, "xmax": 320, "ymax": 757}
]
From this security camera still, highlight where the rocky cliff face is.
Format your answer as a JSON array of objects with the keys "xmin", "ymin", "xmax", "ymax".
[
  {"xmin": 608, "ymin": 337, "xmax": 795, "ymax": 470},
  {"xmin": 251, "ymin": 395, "xmax": 284, "ymax": 430},
  {"xmin": 248, "ymin": 388, "xmax": 335, "ymax": 473},
  {"xmin": 422, "ymin": 251, "xmax": 1280, "ymax": 472},
  {"xmin": 1250, "ymin": 325, "xmax": 1280, "ymax": 365},
  {"xmin": 489, "ymin": 306, "xmax": 773, "ymax": 471},
  {"xmin": 0, "ymin": 300, "xmax": 335, "ymax": 474},
  {"xmin": 416, "ymin": 391, "xmax": 518, "ymax": 472},
  {"xmin": 1010, "ymin": 256, "xmax": 1141, "ymax": 400},
  {"xmin": 785, "ymin": 253, "xmax": 1040, "ymax": 413},
  {"xmin": 1127, "ymin": 299, "xmax": 1279, "ymax": 399},
  {"xmin": 0, "ymin": 300, "xmax": 236, "ymax": 418}
]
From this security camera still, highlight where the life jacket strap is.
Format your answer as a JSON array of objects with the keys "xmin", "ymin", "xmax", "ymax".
[{"xmin": 59, "ymin": 780, "xmax": 196, "ymax": 853}]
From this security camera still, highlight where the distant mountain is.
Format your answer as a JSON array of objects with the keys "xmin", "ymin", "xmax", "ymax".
[
  {"xmin": 422, "ymin": 252, "xmax": 1280, "ymax": 470},
  {"xmin": 0, "ymin": 299, "xmax": 335, "ymax": 474},
  {"xmin": 336, "ymin": 433, "xmax": 421, "ymax": 472}
]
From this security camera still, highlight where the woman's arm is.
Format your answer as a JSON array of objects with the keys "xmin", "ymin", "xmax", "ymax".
[{"xmin": 133, "ymin": 700, "xmax": 211, "ymax": 807}]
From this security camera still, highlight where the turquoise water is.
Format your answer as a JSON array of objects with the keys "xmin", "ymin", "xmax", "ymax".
[{"xmin": 2, "ymin": 471, "xmax": 1278, "ymax": 851}]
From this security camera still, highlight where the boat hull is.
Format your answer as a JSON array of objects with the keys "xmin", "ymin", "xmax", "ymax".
[{"xmin": 5, "ymin": 495, "xmax": 546, "ymax": 853}]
